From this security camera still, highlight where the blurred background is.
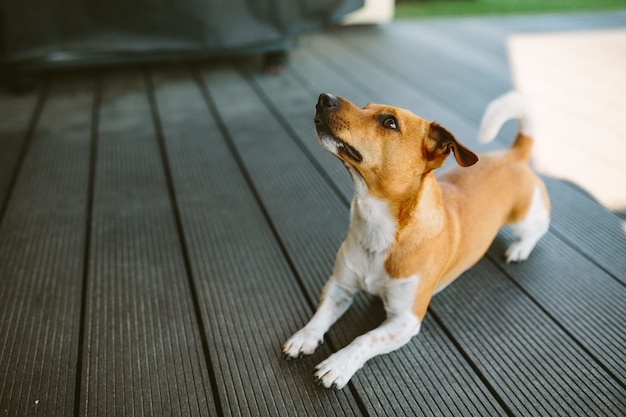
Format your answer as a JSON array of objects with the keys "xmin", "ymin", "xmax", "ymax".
[
  {"xmin": 2, "ymin": 0, "xmax": 625, "ymax": 211},
  {"xmin": 1, "ymin": 0, "xmax": 624, "ymax": 212}
]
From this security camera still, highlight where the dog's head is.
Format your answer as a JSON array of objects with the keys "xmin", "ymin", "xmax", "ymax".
[{"xmin": 314, "ymin": 93, "xmax": 478, "ymax": 199}]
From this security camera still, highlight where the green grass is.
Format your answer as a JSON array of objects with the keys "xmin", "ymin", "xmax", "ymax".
[{"xmin": 394, "ymin": 0, "xmax": 626, "ymax": 19}]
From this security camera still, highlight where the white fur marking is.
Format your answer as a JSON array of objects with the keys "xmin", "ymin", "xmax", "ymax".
[
  {"xmin": 349, "ymin": 168, "xmax": 397, "ymax": 254},
  {"xmin": 479, "ymin": 91, "xmax": 535, "ymax": 143},
  {"xmin": 319, "ymin": 134, "xmax": 341, "ymax": 156},
  {"xmin": 314, "ymin": 275, "xmax": 421, "ymax": 389},
  {"xmin": 282, "ymin": 280, "xmax": 353, "ymax": 358},
  {"xmin": 283, "ymin": 165, "xmax": 422, "ymax": 388},
  {"xmin": 384, "ymin": 274, "xmax": 420, "ymax": 316},
  {"xmin": 506, "ymin": 185, "xmax": 550, "ymax": 263}
]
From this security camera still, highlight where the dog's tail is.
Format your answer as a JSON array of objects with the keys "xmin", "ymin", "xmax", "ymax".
[{"xmin": 478, "ymin": 91, "xmax": 535, "ymax": 156}]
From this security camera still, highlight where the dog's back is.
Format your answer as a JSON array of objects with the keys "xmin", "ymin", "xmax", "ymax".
[{"xmin": 436, "ymin": 92, "xmax": 550, "ymax": 284}]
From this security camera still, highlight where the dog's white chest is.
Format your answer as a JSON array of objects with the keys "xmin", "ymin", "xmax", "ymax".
[
  {"xmin": 342, "ymin": 230, "xmax": 420, "ymax": 315},
  {"xmin": 344, "ymin": 183, "xmax": 398, "ymax": 297},
  {"xmin": 354, "ymin": 251, "xmax": 388, "ymax": 296},
  {"xmin": 351, "ymin": 189, "xmax": 396, "ymax": 254}
]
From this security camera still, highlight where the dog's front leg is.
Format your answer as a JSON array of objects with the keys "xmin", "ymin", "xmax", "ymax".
[
  {"xmin": 282, "ymin": 279, "xmax": 355, "ymax": 359},
  {"xmin": 282, "ymin": 255, "xmax": 357, "ymax": 360},
  {"xmin": 283, "ymin": 244, "xmax": 358, "ymax": 359},
  {"xmin": 314, "ymin": 275, "xmax": 421, "ymax": 389}
]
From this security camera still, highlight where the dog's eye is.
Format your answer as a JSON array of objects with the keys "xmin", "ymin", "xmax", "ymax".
[{"xmin": 381, "ymin": 116, "xmax": 398, "ymax": 131}]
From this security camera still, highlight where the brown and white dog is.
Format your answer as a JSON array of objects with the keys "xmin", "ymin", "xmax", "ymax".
[{"xmin": 282, "ymin": 92, "xmax": 550, "ymax": 389}]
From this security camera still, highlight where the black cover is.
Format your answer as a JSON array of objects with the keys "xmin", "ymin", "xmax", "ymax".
[{"xmin": 0, "ymin": 0, "xmax": 363, "ymax": 66}]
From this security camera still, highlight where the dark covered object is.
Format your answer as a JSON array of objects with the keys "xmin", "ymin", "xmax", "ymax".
[{"xmin": 0, "ymin": 0, "xmax": 363, "ymax": 67}]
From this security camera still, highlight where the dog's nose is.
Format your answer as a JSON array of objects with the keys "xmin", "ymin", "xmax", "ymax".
[{"xmin": 318, "ymin": 93, "xmax": 339, "ymax": 109}]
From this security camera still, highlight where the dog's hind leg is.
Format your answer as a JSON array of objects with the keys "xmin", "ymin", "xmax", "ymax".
[{"xmin": 506, "ymin": 184, "xmax": 550, "ymax": 263}]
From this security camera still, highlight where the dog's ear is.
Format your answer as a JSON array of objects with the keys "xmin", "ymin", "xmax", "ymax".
[{"xmin": 426, "ymin": 122, "xmax": 478, "ymax": 168}]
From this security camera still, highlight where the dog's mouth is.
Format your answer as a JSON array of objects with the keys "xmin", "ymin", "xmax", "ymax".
[
  {"xmin": 319, "ymin": 133, "xmax": 363, "ymax": 163},
  {"xmin": 314, "ymin": 113, "xmax": 363, "ymax": 163}
]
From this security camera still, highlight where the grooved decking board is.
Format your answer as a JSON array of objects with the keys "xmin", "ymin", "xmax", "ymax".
[
  {"xmin": 200, "ymin": 65, "xmax": 351, "ymax": 302},
  {"xmin": 488, "ymin": 230, "xmax": 626, "ymax": 385},
  {"xmin": 149, "ymin": 66, "xmax": 364, "ymax": 416},
  {"xmin": 351, "ymin": 313, "xmax": 507, "ymax": 417},
  {"xmin": 430, "ymin": 259, "xmax": 626, "ymax": 417},
  {"xmin": 0, "ymin": 84, "xmax": 42, "ymax": 207},
  {"xmin": 0, "ymin": 75, "xmax": 93, "ymax": 416},
  {"xmin": 316, "ymin": 27, "xmax": 506, "ymax": 124},
  {"xmin": 79, "ymin": 70, "xmax": 216, "ymax": 416},
  {"xmin": 201, "ymin": 64, "xmax": 508, "ymax": 416},
  {"xmin": 543, "ymin": 177, "xmax": 626, "ymax": 282},
  {"xmin": 239, "ymin": 61, "xmax": 355, "ymax": 202}
]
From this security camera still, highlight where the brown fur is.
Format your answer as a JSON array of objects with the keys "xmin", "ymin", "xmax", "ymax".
[{"xmin": 319, "ymin": 96, "xmax": 550, "ymax": 320}]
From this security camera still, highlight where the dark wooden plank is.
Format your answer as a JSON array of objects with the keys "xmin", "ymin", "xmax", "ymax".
[
  {"xmin": 203, "ymin": 63, "xmax": 508, "ymax": 416},
  {"xmin": 319, "ymin": 25, "xmax": 507, "ymax": 123},
  {"xmin": 431, "ymin": 259, "xmax": 626, "ymax": 416},
  {"xmin": 239, "ymin": 61, "xmax": 355, "ymax": 202},
  {"xmin": 78, "ymin": 70, "xmax": 217, "ymax": 416},
  {"xmin": 544, "ymin": 176, "xmax": 626, "ymax": 282},
  {"xmin": 0, "ymin": 75, "xmax": 93, "ymax": 416},
  {"xmin": 149, "ymin": 65, "xmax": 364, "ymax": 417},
  {"xmin": 489, "ymin": 229, "xmax": 626, "ymax": 385},
  {"xmin": 0, "ymin": 84, "xmax": 44, "ymax": 213}
]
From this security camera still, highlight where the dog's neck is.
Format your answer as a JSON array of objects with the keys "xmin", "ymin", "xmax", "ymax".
[
  {"xmin": 348, "ymin": 168, "xmax": 444, "ymax": 254},
  {"xmin": 348, "ymin": 168, "xmax": 397, "ymax": 254}
]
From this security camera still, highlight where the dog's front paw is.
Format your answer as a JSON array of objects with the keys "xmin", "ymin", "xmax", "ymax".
[
  {"xmin": 505, "ymin": 240, "xmax": 534, "ymax": 263},
  {"xmin": 314, "ymin": 351, "xmax": 363, "ymax": 389},
  {"xmin": 282, "ymin": 328, "xmax": 324, "ymax": 360}
]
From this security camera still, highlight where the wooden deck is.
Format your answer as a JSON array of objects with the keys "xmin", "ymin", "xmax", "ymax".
[{"xmin": 1, "ymin": 12, "xmax": 625, "ymax": 417}]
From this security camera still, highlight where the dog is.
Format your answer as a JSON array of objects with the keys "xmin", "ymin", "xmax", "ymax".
[{"xmin": 282, "ymin": 91, "xmax": 550, "ymax": 389}]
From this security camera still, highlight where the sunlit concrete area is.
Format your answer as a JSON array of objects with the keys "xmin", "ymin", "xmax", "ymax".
[{"xmin": 509, "ymin": 29, "xmax": 626, "ymax": 214}]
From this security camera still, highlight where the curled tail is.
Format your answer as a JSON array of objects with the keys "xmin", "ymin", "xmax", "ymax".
[{"xmin": 478, "ymin": 91, "xmax": 535, "ymax": 145}]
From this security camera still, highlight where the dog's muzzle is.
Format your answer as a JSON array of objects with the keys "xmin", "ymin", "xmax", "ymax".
[
  {"xmin": 314, "ymin": 93, "xmax": 339, "ymax": 128},
  {"xmin": 314, "ymin": 93, "xmax": 363, "ymax": 163}
]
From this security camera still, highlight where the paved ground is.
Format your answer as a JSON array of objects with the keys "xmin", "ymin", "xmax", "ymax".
[{"xmin": 509, "ymin": 27, "xmax": 626, "ymax": 214}]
